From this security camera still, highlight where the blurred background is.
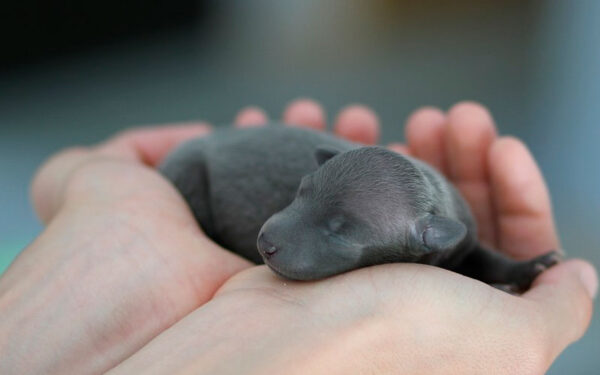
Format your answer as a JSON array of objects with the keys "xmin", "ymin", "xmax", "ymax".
[{"xmin": 1, "ymin": 0, "xmax": 598, "ymax": 372}]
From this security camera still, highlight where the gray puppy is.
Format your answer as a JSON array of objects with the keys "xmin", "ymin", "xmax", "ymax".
[{"xmin": 160, "ymin": 124, "xmax": 558, "ymax": 290}]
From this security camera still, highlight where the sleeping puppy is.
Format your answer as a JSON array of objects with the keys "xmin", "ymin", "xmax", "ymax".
[{"xmin": 160, "ymin": 125, "xmax": 559, "ymax": 291}]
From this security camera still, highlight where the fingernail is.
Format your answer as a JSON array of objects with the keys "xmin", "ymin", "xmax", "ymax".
[{"xmin": 579, "ymin": 264, "xmax": 598, "ymax": 300}]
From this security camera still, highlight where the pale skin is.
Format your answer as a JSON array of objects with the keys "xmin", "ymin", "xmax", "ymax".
[{"xmin": 0, "ymin": 100, "xmax": 596, "ymax": 375}]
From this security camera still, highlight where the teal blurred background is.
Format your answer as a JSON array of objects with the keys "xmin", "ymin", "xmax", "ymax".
[{"xmin": 1, "ymin": 1, "xmax": 598, "ymax": 372}]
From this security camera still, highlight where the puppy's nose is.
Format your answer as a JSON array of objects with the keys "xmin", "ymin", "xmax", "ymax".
[{"xmin": 257, "ymin": 232, "xmax": 279, "ymax": 258}]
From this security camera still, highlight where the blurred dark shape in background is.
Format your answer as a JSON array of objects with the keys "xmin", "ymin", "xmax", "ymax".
[
  {"xmin": 0, "ymin": 0, "xmax": 213, "ymax": 68},
  {"xmin": 0, "ymin": 1, "xmax": 598, "ymax": 373}
]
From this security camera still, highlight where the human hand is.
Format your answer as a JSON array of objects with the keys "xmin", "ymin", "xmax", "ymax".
[
  {"xmin": 107, "ymin": 102, "xmax": 597, "ymax": 375},
  {"xmin": 0, "ymin": 99, "xmax": 380, "ymax": 374}
]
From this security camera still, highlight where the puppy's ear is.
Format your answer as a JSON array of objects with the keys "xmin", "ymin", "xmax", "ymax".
[
  {"xmin": 315, "ymin": 145, "xmax": 341, "ymax": 166},
  {"xmin": 412, "ymin": 215, "xmax": 467, "ymax": 252}
]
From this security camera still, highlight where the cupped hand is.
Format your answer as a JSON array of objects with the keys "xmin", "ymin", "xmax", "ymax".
[
  {"xmin": 0, "ymin": 99, "xmax": 379, "ymax": 374},
  {"xmin": 108, "ymin": 102, "xmax": 597, "ymax": 375}
]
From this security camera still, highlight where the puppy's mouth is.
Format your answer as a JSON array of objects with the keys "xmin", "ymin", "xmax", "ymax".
[
  {"xmin": 262, "ymin": 258, "xmax": 299, "ymax": 280},
  {"xmin": 265, "ymin": 262, "xmax": 291, "ymax": 279}
]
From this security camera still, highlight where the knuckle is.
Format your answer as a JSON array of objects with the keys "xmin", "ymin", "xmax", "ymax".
[
  {"xmin": 30, "ymin": 146, "xmax": 91, "ymax": 221},
  {"xmin": 33, "ymin": 146, "xmax": 89, "ymax": 182},
  {"xmin": 31, "ymin": 146, "xmax": 90, "ymax": 193},
  {"xmin": 62, "ymin": 158, "xmax": 167, "ymax": 210},
  {"xmin": 62, "ymin": 158, "xmax": 124, "ymax": 193}
]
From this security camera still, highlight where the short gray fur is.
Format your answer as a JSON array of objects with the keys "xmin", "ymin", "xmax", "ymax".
[{"xmin": 160, "ymin": 124, "xmax": 558, "ymax": 289}]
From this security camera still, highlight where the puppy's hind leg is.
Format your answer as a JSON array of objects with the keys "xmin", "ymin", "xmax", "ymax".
[{"xmin": 159, "ymin": 143, "xmax": 215, "ymax": 238}]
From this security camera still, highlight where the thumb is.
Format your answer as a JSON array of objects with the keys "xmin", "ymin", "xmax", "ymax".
[{"xmin": 523, "ymin": 259, "xmax": 597, "ymax": 360}]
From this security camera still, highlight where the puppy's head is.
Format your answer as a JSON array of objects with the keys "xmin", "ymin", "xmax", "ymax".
[{"xmin": 258, "ymin": 146, "xmax": 467, "ymax": 280}]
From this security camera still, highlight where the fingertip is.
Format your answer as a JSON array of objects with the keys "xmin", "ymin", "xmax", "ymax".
[
  {"xmin": 235, "ymin": 106, "xmax": 268, "ymax": 127},
  {"xmin": 531, "ymin": 259, "xmax": 598, "ymax": 300},
  {"xmin": 405, "ymin": 106, "xmax": 445, "ymax": 133},
  {"xmin": 447, "ymin": 101, "xmax": 494, "ymax": 125},
  {"xmin": 489, "ymin": 135, "xmax": 523, "ymax": 155},
  {"xmin": 283, "ymin": 98, "xmax": 326, "ymax": 130},
  {"xmin": 333, "ymin": 105, "xmax": 380, "ymax": 145},
  {"xmin": 489, "ymin": 136, "xmax": 527, "ymax": 160},
  {"xmin": 405, "ymin": 106, "xmax": 446, "ymax": 171},
  {"xmin": 446, "ymin": 102, "xmax": 498, "ymax": 180},
  {"xmin": 387, "ymin": 143, "xmax": 411, "ymax": 155},
  {"xmin": 446, "ymin": 101, "xmax": 497, "ymax": 144}
]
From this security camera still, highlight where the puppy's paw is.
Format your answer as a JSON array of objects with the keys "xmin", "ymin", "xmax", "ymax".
[
  {"xmin": 491, "ymin": 283, "xmax": 520, "ymax": 295},
  {"xmin": 515, "ymin": 251, "xmax": 562, "ymax": 290}
]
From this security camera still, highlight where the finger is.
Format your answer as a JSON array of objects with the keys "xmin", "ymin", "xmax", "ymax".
[
  {"xmin": 333, "ymin": 105, "xmax": 380, "ymax": 145},
  {"xmin": 282, "ymin": 98, "xmax": 326, "ymax": 130},
  {"xmin": 445, "ymin": 102, "xmax": 498, "ymax": 247},
  {"xmin": 405, "ymin": 107, "xmax": 447, "ymax": 173},
  {"xmin": 98, "ymin": 122, "xmax": 212, "ymax": 165},
  {"xmin": 523, "ymin": 259, "xmax": 596, "ymax": 360},
  {"xmin": 235, "ymin": 106, "xmax": 268, "ymax": 127},
  {"xmin": 31, "ymin": 123, "xmax": 211, "ymax": 223},
  {"xmin": 488, "ymin": 137, "xmax": 560, "ymax": 258},
  {"xmin": 387, "ymin": 143, "xmax": 412, "ymax": 155}
]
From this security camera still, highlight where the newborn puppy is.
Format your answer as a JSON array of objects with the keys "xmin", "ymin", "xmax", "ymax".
[{"xmin": 160, "ymin": 124, "xmax": 558, "ymax": 290}]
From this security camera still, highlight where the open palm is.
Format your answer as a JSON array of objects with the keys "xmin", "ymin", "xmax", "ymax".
[
  {"xmin": 107, "ymin": 102, "xmax": 595, "ymax": 374},
  {"xmin": 0, "ymin": 100, "xmax": 594, "ymax": 375}
]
